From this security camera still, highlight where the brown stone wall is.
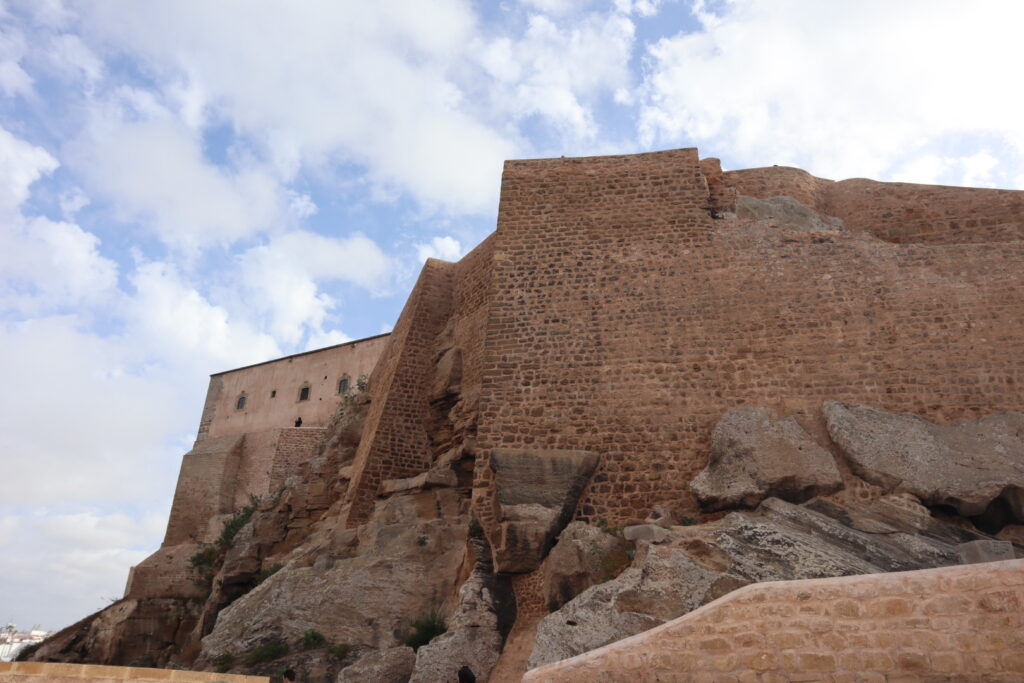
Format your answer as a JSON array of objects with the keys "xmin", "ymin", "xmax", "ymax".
[
  {"xmin": 473, "ymin": 150, "xmax": 1024, "ymax": 524},
  {"xmin": 0, "ymin": 662, "xmax": 266, "ymax": 682},
  {"xmin": 267, "ymin": 427, "xmax": 326, "ymax": 492},
  {"xmin": 342, "ymin": 259, "xmax": 457, "ymax": 526},
  {"xmin": 524, "ymin": 558, "xmax": 1024, "ymax": 681},
  {"xmin": 724, "ymin": 165, "xmax": 1024, "ymax": 245},
  {"xmin": 163, "ymin": 435, "xmax": 243, "ymax": 545}
]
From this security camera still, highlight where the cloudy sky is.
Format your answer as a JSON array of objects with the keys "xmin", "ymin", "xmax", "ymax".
[{"xmin": 1, "ymin": 0, "xmax": 1023, "ymax": 631}]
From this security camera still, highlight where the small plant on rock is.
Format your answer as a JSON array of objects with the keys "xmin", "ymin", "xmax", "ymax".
[
  {"xmin": 329, "ymin": 643, "xmax": 351, "ymax": 660},
  {"xmin": 244, "ymin": 637, "xmax": 289, "ymax": 665},
  {"xmin": 213, "ymin": 652, "xmax": 234, "ymax": 673},
  {"xmin": 301, "ymin": 629, "xmax": 326, "ymax": 649},
  {"xmin": 403, "ymin": 612, "xmax": 446, "ymax": 651}
]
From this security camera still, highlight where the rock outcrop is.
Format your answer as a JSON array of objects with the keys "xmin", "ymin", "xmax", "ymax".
[
  {"xmin": 487, "ymin": 448, "xmax": 600, "ymax": 573},
  {"xmin": 540, "ymin": 522, "xmax": 631, "ymax": 612},
  {"xmin": 198, "ymin": 489, "xmax": 469, "ymax": 663},
  {"xmin": 823, "ymin": 401, "xmax": 1024, "ymax": 523},
  {"xmin": 734, "ymin": 195, "xmax": 845, "ymax": 231},
  {"xmin": 691, "ymin": 406, "xmax": 842, "ymax": 511},
  {"xmin": 337, "ymin": 646, "xmax": 416, "ymax": 683},
  {"xmin": 528, "ymin": 494, "xmax": 1015, "ymax": 669}
]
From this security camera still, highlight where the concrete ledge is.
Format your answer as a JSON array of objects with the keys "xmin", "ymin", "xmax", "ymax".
[{"xmin": 0, "ymin": 662, "xmax": 267, "ymax": 682}]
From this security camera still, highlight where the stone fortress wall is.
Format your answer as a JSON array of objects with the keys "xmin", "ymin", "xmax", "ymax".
[
  {"xmin": 127, "ymin": 336, "xmax": 389, "ymax": 599},
  {"xmin": 339, "ymin": 148, "xmax": 1024, "ymax": 532}
]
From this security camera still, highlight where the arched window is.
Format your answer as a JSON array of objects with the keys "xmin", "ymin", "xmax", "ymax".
[
  {"xmin": 298, "ymin": 385, "xmax": 310, "ymax": 401},
  {"xmin": 235, "ymin": 394, "xmax": 247, "ymax": 410},
  {"xmin": 338, "ymin": 377, "xmax": 350, "ymax": 394}
]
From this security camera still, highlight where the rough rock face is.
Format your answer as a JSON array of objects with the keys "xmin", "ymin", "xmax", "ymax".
[
  {"xmin": 734, "ymin": 195, "xmax": 845, "ymax": 231},
  {"xmin": 528, "ymin": 495, "xmax": 1010, "ymax": 669},
  {"xmin": 541, "ymin": 522, "xmax": 631, "ymax": 612},
  {"xmin": 198, "ymin": 489, "xmax": 469, "ymax": 662},
  {"xmin": 488, "ymin": 449, "xmax": 600, "ymax": 573},
  {"xmin": 823, "ymin": 401, "xmax": 1024, "ymax": 522},
  {"xmin": 691, "ymin": 406, "xmax": 842, "ymax": 511},
  {"xmin": 337, "ymin": 646, "xmax": 416, "ymax": 683}
]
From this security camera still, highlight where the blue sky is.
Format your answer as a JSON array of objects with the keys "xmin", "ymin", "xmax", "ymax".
[{"xmin": 1, "ymin": 0, "xmax": 1022, "ymax": 631}]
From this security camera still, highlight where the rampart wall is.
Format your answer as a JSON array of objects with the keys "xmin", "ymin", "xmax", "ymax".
[
  {"xmin": 472, "ymin": 149, "xmax": 1024, "ymax": 523},
  {"xmin": 524, "ymin": 558, "xmax": 1024, "ymax": 681}
]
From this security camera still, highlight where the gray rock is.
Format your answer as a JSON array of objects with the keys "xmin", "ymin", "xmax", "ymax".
[
  {"xmin": 823, "ymin": 401, "xmax": 1024, "ymax": 520},
  {"xmin": 735, "ymin": 195, "xmax": 845, "ymax": 231},
  {"xmin": 380, "ymin": 467, "xmax": 458, "ymax": 495},
  {"xmin": 409, "ymin": 571, "xmax": 503, "ymax": 683},
  {"xmin": 542, "ymin": 522, "xmax": 631, "ymax": 612},
  {"xmin": 488, "ymin": 448, "xmax": 600, "ymax": 573},
  {"xmin": 622, "ymin": 524, "xmax": 670, "ymax": 543},
  {"xmin": 957, "ymin": 539, "xmax": 1016, "ymax": 564},
  {"xmin": 337, "ymin": 646, "xmax": 416, "ymax": 683},
  {"xmin": 198, "ymin": 489, "xmax": 469, "ymax": 661},
  {"xmin": 691, "ymin": 406, "xmax": 843, "ymax": 511},
  {"xmin": 528, "ymin": 495, "xmax": 1002, "ymax": 669}
]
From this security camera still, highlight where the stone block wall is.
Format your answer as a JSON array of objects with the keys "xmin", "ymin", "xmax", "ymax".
[
  {"xmin": 0, "ymin": 661, "xmax": 266, "ymax": 682},
  {"xmin": 468, "ymin": 149, "xmax": 1024, "ymax": 524},
  {"xmin": 524, "ymin": 558, "xmax": 1024, "ymax": 681}
]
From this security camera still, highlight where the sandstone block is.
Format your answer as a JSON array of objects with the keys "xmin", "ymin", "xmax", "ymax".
[
  {"xmin": 691, "ymin": 406, "xmax": 842, "ymax": 511},
  {"xmin": 489, "ymin": 448, "xmax": 599, "ymax": 573},
  {"xmin": 957, "ymin": 540, "xmax": 1016, "ymax": 565},
  {"xmin": 542, "ymin": 522, "xmax": 631, "ymax": 611},
  {"xmin": 622, "ymin": 524, "xmax": 671, "ymax": 543}
]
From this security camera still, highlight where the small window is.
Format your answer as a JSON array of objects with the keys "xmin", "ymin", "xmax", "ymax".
[
  {"xmin": 338, "ymin": 378, "xmax": 350, "ymax": 394},
  {"xmin": 298, "ymin": 386, "xmax": 310, "ymax": 401},
  {"xmin": 270, "ymin": 390, "xmax": 276, "ymax": 398},
  {"xmin": 235, "ymin": 395, "xmax": 247, "ymax": 410}
]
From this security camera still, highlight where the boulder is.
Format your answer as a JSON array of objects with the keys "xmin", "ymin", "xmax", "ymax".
[
  {"xmin": 823, "ymin": 401, "xmax": 1024, "ymax": 521},
  {"xmin": 735, "ymin": 195, "xmax": 845, "ymax": 231},
  {"xmin": 337, "ymin": 646, "xmax": 416, "ymax": 683},
  {"xmin": 487, "ymin": 448, "xmax": 600, "ymax": 573},
  {"xmin": 541, "ymin": 522, "xmax": 631, "ymax": 612},
  {"xmin": 691, "ymin": 406, "xmax": 842, "ymax": 511},
  {"xmin": 622, "ymin": 524, "xmax": 670, "ymax": 543},
  {"xmin": 528, "ymin": 495, "xmax": 1003, "ymax": 669}
]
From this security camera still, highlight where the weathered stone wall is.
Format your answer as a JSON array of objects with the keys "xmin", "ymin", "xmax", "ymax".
[
  {"xmin": 203, "ymin": 335, "xmax": 388, "ymax": 440},
  {"xmin": 469, "ymin": 149, "xmax": 1024, "ymax": 524},
  {"xmin": 0, "ymin": 662, "xmax": 265, "ymax": 682},
  {"xmin": 524, "ymin": 558, "xmax": 1024, "ymax": 681}
]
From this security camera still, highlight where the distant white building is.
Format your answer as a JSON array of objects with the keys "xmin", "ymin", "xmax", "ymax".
[{"xmin": 0, "ymin": 625, "xmax": 48, "ymax": 662}]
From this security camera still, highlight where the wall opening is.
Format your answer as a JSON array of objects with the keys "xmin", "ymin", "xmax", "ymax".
[
  {"xmin": 235, "ymin": 394, "xmax": 247, "ymax": 410},
  {"xmin": 298, "ymin": 385, "xmax": 310, "ymax": 401},
  {"xmin": 270, "ymin": 390, "xmax": 276, "ymax": 398},
  {"xmin": 338, "ymin": 377, "xmax": 350, "ymax": 394}
]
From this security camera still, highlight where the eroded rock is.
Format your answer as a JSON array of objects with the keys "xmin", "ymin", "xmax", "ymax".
[
  {"xmin": 823, "ymin": 401, "xmax": 1024, "ymax": 521},
  {"xmin": 735, "ymin": 195, "xmax": 845, "ymax": 231},
  {"xmin": 691, "ymin": 406, "xmax": 842, "ymax": 511},
  {"xmin": 488, "ymin": 448, "xmax": 599, "ymax": 573},
  {"xmin": 198, "ymin": 490, "xmax": 469, "ymax": 662},
  {"xmin": 528, "ymin": 495, "xmax": 1005, "ymax": 669},
  {"xmin": 337, "ymin": 646, "xmax": 416, "ymax": 683},
  {"xmin": 542, "ymin": 522, "xmax": 631, "ymax": 612}
]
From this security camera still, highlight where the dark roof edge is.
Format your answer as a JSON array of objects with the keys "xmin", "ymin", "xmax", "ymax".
[{"xmin": 210, "ymin": 332, "xmax": 391, "ymax": 377}]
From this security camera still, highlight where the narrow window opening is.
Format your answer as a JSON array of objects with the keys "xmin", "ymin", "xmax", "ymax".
[
  {"xmin": 235, "ymin": 394, "xmax": 247, "ymax": 410},
  {"xmin": 270, "ymin": 390, "xmax": 276, "ymax": 398},
  {"xmin": 298, "ymin": 386, "xmax": 310, "ymax": 401},
  {"xmin": 338, "ymin": 378, "xmax": 350, "ymax": 394}
]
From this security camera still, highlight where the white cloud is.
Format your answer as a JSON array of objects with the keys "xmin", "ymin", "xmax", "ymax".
[
  {"xmin": 474, "ymin": 11, "xmax": 636, "ymax": 140},
  {"xmin": 638, "ymin": 0, "xmax": 1024, "ymax": 188},
  {"xmin": 237, "ymin": 231, "xmax": 394, "ymax": 346},
  {"xmin": 0, "ymin": 16, "xmax": 32, "ymax": 97},
  {"xmin": 76, "ymin": 1, "xmax": 517, "ymax": 215},
  {"xmin": 416, "ymin": 235, "xmax": 464, "ymax": 262},
  {"xmin": 0, "ymin": 126, "xmax": 59, "ymax": 219},
  {"xmin": 69, "ymin": 116, "xmax": 289, "ymax": 251}
]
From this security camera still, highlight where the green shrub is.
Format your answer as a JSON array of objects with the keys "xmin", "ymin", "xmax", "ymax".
[
  {"xmin": 680, "ymin": 516, "xmax": 699, "ymax": 526},
  {"xmin": 328, "ymin": 643, "xmax": 351, "ymax": 659},
  {"xmin": 217, "ymin": 503, "xmax": 257, "ymax": 550},
  {"xmin": 244, "ymin": 637, "xmax": 289, "ymax": 665},
  {"xmin": 213, "ymin": 652, "xmax": 234, "ymax": 673},
  {"xmin": 301, "ymin": 629, "xmax": 326, "ymax": 649},
  {"xmin": 403, "ymin": 612, "xmax": 446, "ymax": 651},
  {"xmin": 252, "ymin": 563, "xmax": 283, "ymax": 586}
]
